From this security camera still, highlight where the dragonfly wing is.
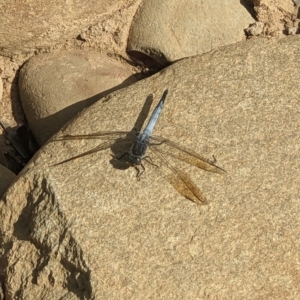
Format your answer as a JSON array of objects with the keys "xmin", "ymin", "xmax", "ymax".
[
  {"xmin": 52, "ymin": 140, "xmax": 114, "ymax": 166},
  {"xmin": 52, "ymin": 131, "xmax": 135, "ymax": 165},
  {"xmin": 150, "ymin": 136, "xmax": 226, "ymax": 174},
  {"xmin": 54, "ymin": 131, "xmax": 132, "ymax": 141},
  {"xmin": 150, "ymin": 145, "xmax": 207, "ymax": 205}
]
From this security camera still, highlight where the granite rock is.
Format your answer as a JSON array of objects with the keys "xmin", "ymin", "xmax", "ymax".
[{"xmin": 2, "ymin": 37, "xmax": 300, "ymax": 298}]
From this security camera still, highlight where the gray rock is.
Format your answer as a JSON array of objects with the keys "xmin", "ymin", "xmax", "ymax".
[
  {"xmin": 2, "ymin": 37, "xmax": 300, "ymax": 298},
  {"xmin": 127, "ymin": 0, "xmax": 255, "ymax": 64},
  {"xmin": 0, "ymin": 164, "xmax": 16, "ymax": 198},
  {"xmin": 0, "ymin": 0, "xmax": 128, "ymax": 54},
  {"xmin": 19, "ymin": 50, "xmax": 136, "ymax": 145}
]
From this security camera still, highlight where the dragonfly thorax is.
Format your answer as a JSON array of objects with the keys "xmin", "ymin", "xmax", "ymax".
[{"xmin": 128, "ymin": 134, "xmax": 149, "ymax": 165}]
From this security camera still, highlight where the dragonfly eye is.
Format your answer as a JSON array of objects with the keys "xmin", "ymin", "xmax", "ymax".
[
  {"xmin": 128, "ymin": 153, "xmax": 141, "ymax": 165},
  {"xmin": 135, "ymin": 157, "xmax": 142, "ymax": 165}
]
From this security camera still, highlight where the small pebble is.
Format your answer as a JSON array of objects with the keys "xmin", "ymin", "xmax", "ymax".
[
  {"xmin": 287, "ymin": 27, "xmax": 297, "ymax": 35},
  {"xmin": 245, "ymin": 22, "xmax": 264, "ymax": 36}
]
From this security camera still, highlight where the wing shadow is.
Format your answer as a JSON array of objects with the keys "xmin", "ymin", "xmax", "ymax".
[{"xmin": 52, "ymin": 93, "xmax": 154, "ymax": 171}]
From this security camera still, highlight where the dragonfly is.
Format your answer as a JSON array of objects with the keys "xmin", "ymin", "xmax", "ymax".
[{"xmin": 54, "ymin": 89, "xmax": 226, "ymax": 204}]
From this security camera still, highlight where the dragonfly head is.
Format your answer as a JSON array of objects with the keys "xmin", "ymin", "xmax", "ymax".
[{"xmin": 128, "ymin": 152, "xmax": 142, "ymax": 166}]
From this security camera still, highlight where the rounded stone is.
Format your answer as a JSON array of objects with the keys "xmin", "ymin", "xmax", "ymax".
[
  {"xmin": 19, "ymin": 50, "xmax": 136, "ymax": 145},
  {"xmin": 127, "ymin": 0, "xmax": 255, "ymax": 64}
]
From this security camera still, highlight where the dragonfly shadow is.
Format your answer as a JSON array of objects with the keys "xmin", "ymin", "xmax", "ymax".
[
  {"xmin": 52, "ymin": 93, "xmax": 154, "ymax": 171},
  {"xmin": 53, "ymin": 89, "xmax": 226, "ymax": 205}
]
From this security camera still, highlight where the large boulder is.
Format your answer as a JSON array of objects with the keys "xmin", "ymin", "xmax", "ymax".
[{"xmin": 1, "ymin": 37, "xmax": 300, "ymax": 298}]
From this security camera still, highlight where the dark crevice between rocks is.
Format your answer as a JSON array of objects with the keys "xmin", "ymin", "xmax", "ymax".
[
  {"xmin": 0, "ymin": 275, "xmax": 5, "ymax": 300},
  {"xmin": 0, "ymin": 69, "xmax": 32, "ymax": 174},
  {"xmin": 240, "ymin": 0, "xmax": 257, "ymax": 21},
  {"xmin": 127, "ymin": 50, "xmax": 166, "ymax": 68},
  {"xmin": 126, "ymin": 50, "xmax": 170, "ymax": 78}
]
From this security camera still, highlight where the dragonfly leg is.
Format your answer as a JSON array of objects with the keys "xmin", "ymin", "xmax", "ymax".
[
  {"xmin": 135, "ymin": 163, "xmax": 145, "ymax": 181},
  {"xmin": 143, "ymin": 156, "xmax": 158, "ymax": 168},
  {"xmin": 209, "ymin": 155, "xmax": 217, "ymax": 164}
]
